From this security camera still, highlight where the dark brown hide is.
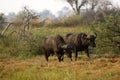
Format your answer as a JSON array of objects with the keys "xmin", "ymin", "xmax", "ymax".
[
  {"xmin": 65, "ymin": 33, "xmax": 96, "ymax": 60},
  {"xmin": 41, "ymin": 35, "xmax": 72, "ymax": 62}
]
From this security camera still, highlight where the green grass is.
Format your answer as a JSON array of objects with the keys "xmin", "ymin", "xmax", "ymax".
[
  {"xmin": 8, "ymin": 68, "xmax": 76, "ymax": 80},
  {"xmin": 0, "ymin": 26, "xmax": 92, "ymax": 58},
  {"xmin": 32, "ymin": 26, "xmax": 91, "ymax": 38}
]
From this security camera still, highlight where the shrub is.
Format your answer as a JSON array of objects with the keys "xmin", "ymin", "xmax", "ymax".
[
  {"xmin": 43, "ymin": 15, "xmax": 83, "ymax": 27},
  {"xmin": 92, "ymin": 13, "xmax": 120, "ymax": 54}
]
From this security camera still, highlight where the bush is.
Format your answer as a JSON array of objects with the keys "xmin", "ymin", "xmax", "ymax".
[
  {"xmin": 92, "ymin": 13, "xmax": 120, "ymax": 54},
  {"xmin": 43, "ymin": 15, "xmax": 83, "ymax": 27},
  {"xmin": 0, "ymin": 30, "xmax": 41, "ymax": 58}
]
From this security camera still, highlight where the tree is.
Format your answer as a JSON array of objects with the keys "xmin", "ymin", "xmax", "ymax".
[
  {"xmin": 88, "ymin": 0, "xmax": 112, "ymax": 11},
  {"xmin": 61, "ymin": 0, "xmax": 112, "ymax": 15},
  {"xmin": 0, "ymin": 13, "xmax": 5, "ymax": 24},
  {"xmin": 88, "ymin": 0, "xmax": 99, "ymax": 11},
  {"xmin": 93, "ymin": 12, "xmax": 120, "ymax": 53},
  {"xmin": 65, "ymin": 0, "xmax": 88, "ymax": 15},
  {"xmin": 80, "ymin": 0, "xmax": 112, "ymax": 24},
  {"xmin": 13, "ymin": 11, "xmax": 26, "ymax": 27}
]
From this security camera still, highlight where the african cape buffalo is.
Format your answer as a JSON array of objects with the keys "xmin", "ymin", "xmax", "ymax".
[
  {"xmin": 41, "ymin": 35, "xmax": 72, "ymax": 62},
  {"xmin": 65, "ymin": 33, "xmax": 97, "ymax": 61}
]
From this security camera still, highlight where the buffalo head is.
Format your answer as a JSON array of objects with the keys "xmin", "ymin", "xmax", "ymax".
[
  {"xmin": 81, "ymin": 33, "xmax": 97, "ymax": 47},
  {"xmin": 86, "ymin": 33, "xmax": 97, "ymax": 47},
  {"xmin": 61, "ymin": 44, "xmax": 73, "ymax": 61}
]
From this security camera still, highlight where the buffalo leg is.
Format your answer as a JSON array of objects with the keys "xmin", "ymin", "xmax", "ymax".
[
  {"xmin": 45, "ymin": 53, "xmax": 48, "ymax": 61},
  {"xmin": 74, "ymin": 48, "xmax": 78, "ymax": 61},
  {"xmin": 61, "ymin": 55, "xmax": 64, "ymax": 61},
  {"xmin": 68, "ymin": 52, "xmax": 72, "ymax": 61},
  {"xmin": 58, "ymin": 56, "xmax": 62, "ymax": 62},
  {"xmin": 67, "ymin": 50, "xmax": 72, "ymax": 61},
  {"xmin": 45, "ymin": 52, "xmax": 50, "ymax": 61},
  {"xmin": 70, "ymin": 54, "xmax": 73, "ymax": 61},
  {"xmin": 70, "ymin": 50, "xmax": 73, "ymax": 61},
  {"xmin": 75, "ymin": 52, "xmax": 78, "ymax": 61},
  {"xmin": 57, "ymin": 53, "xmax": 62, "ymax": 62},
  {"xmin": 42, "ymin": 49, "xmax": 49, "ymax": 61},
  {"xmin": 85, "ymin": 49, "xmax": 90, "ymax": 58}
]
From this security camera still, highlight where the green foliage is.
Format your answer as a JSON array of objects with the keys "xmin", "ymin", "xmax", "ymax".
[
  {"xmin": 0, "ymin": 31, "xmax": 41, "ymax": 58},
  {"xmin": 1, "ymin": 12, "xmax": 120, "ymax": 58},
  {"xmin": 91, "ymin": 13, "xmax": 120, "ymax": 54}
]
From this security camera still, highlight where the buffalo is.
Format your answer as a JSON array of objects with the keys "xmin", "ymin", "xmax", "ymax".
[
  {"xmin": 65, "ymin": 32, "xmax": 97, "ymax": 61},
  {"xmin": 41, "ymin": 35, "xmax": 72, "ymax": 62}
]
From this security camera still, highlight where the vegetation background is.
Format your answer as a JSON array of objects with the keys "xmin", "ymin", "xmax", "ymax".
[{"xmin": 0, "ymin": 0, "xmax": 120, "ymax": 80}]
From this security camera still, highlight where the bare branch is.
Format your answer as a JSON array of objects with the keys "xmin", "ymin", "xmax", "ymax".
[
  {"xmin": 78, "ymin": 0, "xmax": 87, "ymax": 9},
  {"xmin": 1, "ymin": 22, "xmax": 13, "ymax": 35}
]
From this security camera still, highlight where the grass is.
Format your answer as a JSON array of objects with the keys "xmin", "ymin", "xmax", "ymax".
[
  {"xmin": 32, "ymin": 26, "xmax": 92, "ymax": 39},
  {"xmin": 0, "ymin": 26, "xmax": 92, "ymax": 58},
  {"xmin": 0, "ymin": 54, "xmax": 120, "ymax": 80},
  {"xmin": 0, "ymin": 25, "xmax": 120, "ymax": 80}
]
